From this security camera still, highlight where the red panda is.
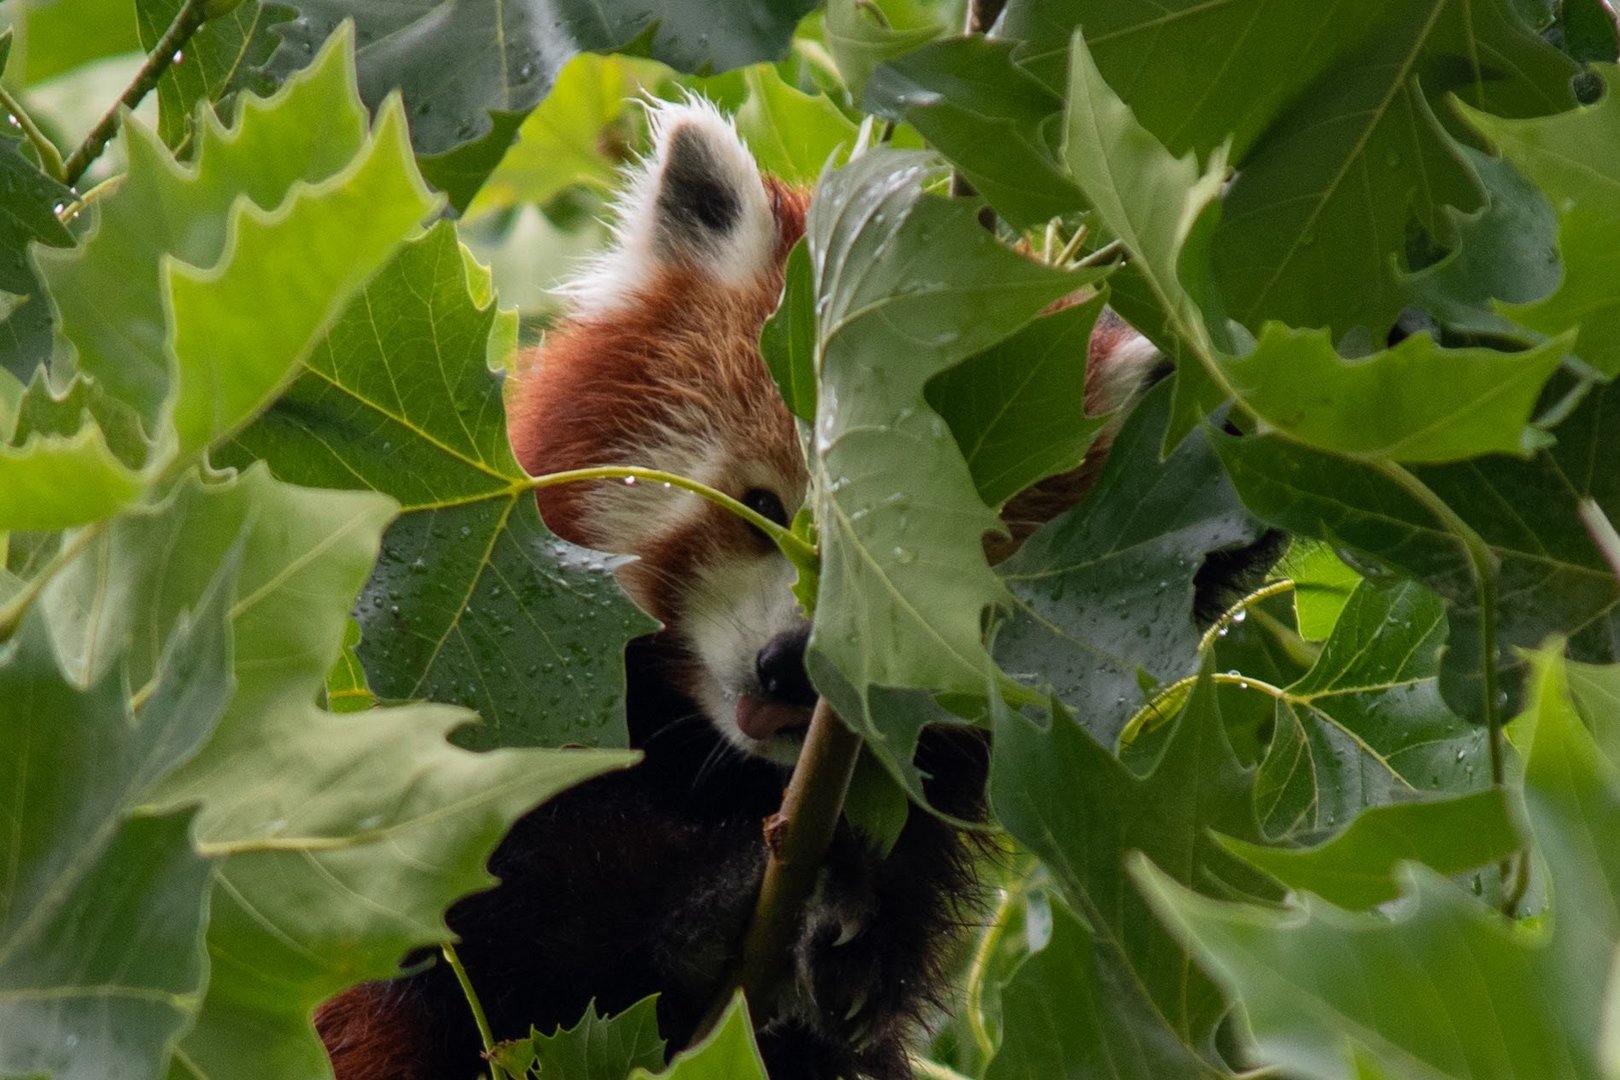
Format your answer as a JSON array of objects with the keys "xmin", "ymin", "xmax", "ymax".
[{"xmin": 317, "ymin": 100, "xmax": 1166, "ymax": 1080}]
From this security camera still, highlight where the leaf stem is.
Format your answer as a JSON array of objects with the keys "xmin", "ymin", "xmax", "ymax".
[
  {"xmin": 692, "ymin": 697, "xmax": 863, "ymax": 1042},
  {"xmin": 962, "ymin": 881, "xmax": 1019, "ymax": 1062},
  {"xmin": 442, "ymin": 943, "xmax": 509, "ymax": 1080},
  {"xmin": 910, "ymin": 1058, "xmax": 976, "ymax": 1080},
  {"xmin": 0, "ymin": 83, "xmax": 66, "ymax": 181},
  {"xmin": 1195, "ymin": 578, "xmax": 1295, "ymax": 653},
  {"xmin": 1579, "ymin": 498, "xmax": 1620, "ymax": 583},
  {"xmin": 0, "ymin": 522, "xmax": 104, "ymax": 641},
  {"xmin": 61, "ymin": 0, "xmax": 213, "ymax": 186},
  {"xmin": 524, "ymin": 465, "xmax": 818, "ymax": 567},
  {"xmin": 1371, "ymin": 460, "xmax": 1502, "ymax": 783}
]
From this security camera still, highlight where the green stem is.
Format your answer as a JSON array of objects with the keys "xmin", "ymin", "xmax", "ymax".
[
  {"xmin": 0, "ymin": 522, "xmax": 104, "ymax": 642},
  {"xmin": 0, "ymin": 84, "xmax": 65, "ymax": 182},
  {"xmin": 524, "ymin": 465, "xmax": 817, "ymax": 567},
  {"xmin": 61, "ymin": 0, "xmax": 212, "ymax": 186},
  {"xmin": 909, "ymin": 1058, "xmax": 976, "ymax": 1080},
  {"xmin": 1195, "ymin": 577, "xmax": 1295, "ymax": 653},
  {"xmin": 1371, "ymin": 460, "xmax": 1502, "ymax": 782},
  {"xmin": 1579, "ymin": 498, "xmax": 1620, "ymax": 583},
  {"xmin": 442, "ymin": 943, "xmax": 509, "ymax": 1080},
  {"xmin": 692, "ymin": 698, "xmax": 863, "ymax": 1042},
  {"xmin": 963, "ymin": 882, "xmax": 1019, "ymax": 1063}
]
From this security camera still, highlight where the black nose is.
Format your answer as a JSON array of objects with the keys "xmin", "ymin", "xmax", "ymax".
[{"xmin": 755, "ymin": 624, "xmax": 816, "ymax": 706}]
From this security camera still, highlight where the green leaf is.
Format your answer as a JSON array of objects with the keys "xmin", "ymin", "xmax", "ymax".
[
  {"xmin": 822, "ymin": 0, "xmax": 947, "ymax": 99},
  {"xmin": 1222, "ymin": 323, "xmax": 1568, "ymax": 463},
  {"xmin": 1136, "ymin": 649, "xmax": 1620, "ymax": 1080},
  {"xmin": 38, "ymin": 26, "xmax": 388, "ymax": 428},
  {"xmin": 1567, "ymin": 658, "xmax": 1620, "ymax": 768},
  {"xmin": 1254, "ymin": 579, "xmax": 1489, "ymax": 838},
  {"xmin": 1464, "ymin": 65, "xmax": 1620, "ymax": 378},
  {"xmin": 263, "ymin": 0, "xmax": 817, "ymax": 211},
  {"xmin": 927, "ymin": 295, "xmax": 1109, "ymax": 510},
  {"xmin": 1219, "ymin": 787, "xmax": 1519, "ymax": 910},
  {"xmin": 1214, "ymin": 378, "xmax": 1620, "ymax": 723},
  {"xmin": 6, "ymin": 0, "xmax": 143, "ymax": 84},
  {"xmin": 994, "ymin": 381, "xmax": 1259, "ymax": 744},
  {"xmin": 631, "ymin": 993, "xmax": 768, "ymax": 1080},
  {"xmin": 1058, "ymin": 32, "xmax": 1232, "ymax": 446},
  {"xmin": 1401, "ymin": 145, "xmax": 1562, "ymax": 341},
  {"xmin": 986, "ymin": 900, "xmax": 1223, "ymax": 1080},
  {"xmin": 166, "ymin": 100, "xmax": 435, "ymax": 456},
  {"xmin": 37, "ymin": 465, "xmax": 633, "ymax": 1077},
  {"xmin": 735, "ymin": 65, "xmax": 859, "ymax": 186},
  {"xmin": 990, "ymin": 670, "xmax": 1273, "ymax": 1069},
  {"xmin": 223, "ymin": 223, "xmax": 657, "ymax": 747},
  {"xmin": 0, "ymin": 421, "xmax": 145, "ymax": 529},
  {"xmin": 464, "ymin": 53, "xmax": 651, "ymax": 219},
  {"xmin": 797, "ymin": 148, "xmax": 1082, "ymax": 775},
  {"xmin": 864, "ymin": 36, "xmax": 1080, "ymax": 229},
  {"xmin": 492, "ymin": 995, "xmax": 666, "ymax": 1080},
  {"xmin": 0, "ymin": 123, "xmax": 74, "ymax": 384},
  {"xmin": 0, "ymin": 561, "xmax": 234, "ymax": 1080},
  {"xmin": 759, "ymin": 237, "xmax": 816, "ymax": 422},
  {"xmin": 1278, "ymin": 540, "xmax": 1362, "ymax": 641},
  {"xmin": 136, "ymin": 0, "xmax": 288, "ymax": 151}
]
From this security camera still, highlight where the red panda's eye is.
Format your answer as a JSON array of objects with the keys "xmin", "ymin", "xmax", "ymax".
[{"xmin": 742, "ymin": 488, "xmax": 789, "ymax": 530}]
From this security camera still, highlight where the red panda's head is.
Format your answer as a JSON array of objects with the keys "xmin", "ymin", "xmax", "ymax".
[{"xmin": 508, "ymin": 99, "xmax": 814, "ymax": 764}]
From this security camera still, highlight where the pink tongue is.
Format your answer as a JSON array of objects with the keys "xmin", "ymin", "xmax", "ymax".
[{"xmin": 736, "ymin": 696, "xmax": 811, "ymax": 741}]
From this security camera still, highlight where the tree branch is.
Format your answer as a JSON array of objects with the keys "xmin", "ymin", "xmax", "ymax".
[
  {"xmin": 694, "ymin": 697, "xmax": 863, "ymax": 1040},
  {"xmin": 62, "ymin": 0, "xmax": 213, "ymax": 187}
]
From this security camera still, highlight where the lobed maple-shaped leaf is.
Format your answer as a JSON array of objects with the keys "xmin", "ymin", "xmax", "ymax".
[
  {"xmin": 993, "ymin": 382, "xmax": 1259, "ymax": 745},
  {"xmin": 631, "ymin": 994, "xmax": 767, "ymax": 1080},
  {"xmin": 223, "ymin": 222, "xmax": 657, "ymax": 747},
  {"xmin": 1136, "ymin": 650, "xmax": 1620, "ymax": 1080},
  {"xmin": 0, "ymin": 38, "xmax": 75, "ymax": 385},
  {"xmin": 1463, "ymin": 64, "xmax": 1620, "ymax": 379},
  {"xmin": 38, "ymin": 27, "xmax": 383, "ymax": 428},
  {"xmin": 1214, "ymin": 378, "xmax": 1620, "ymax": 723},
  {"xmin": 989, "ymin": 671, "xmax": 1273, "ymax": 1072},
  {"xmin": 795, "ymin": 147, "xmax": 1084, "ymax": 777},
  {"xmin": 0, "ymin": 564, "xmax": 234, "ymax": 1080},
  {"xmin": 136, "ymin": 0, "xmax": 289, "ymax": 152},
  {"xmin": 262, "ymin": 0, "xmax": 818, "ymax": 210},
  {"xmin": 38, "ymin": 467, "xmax": 631, "ymax": 1079},
  {"xmin": 1219, "ymin": 787, "xmax": 1518, "ymax": 911},
  {"xmin": 864, "ymin": 36, "xmax": 1080, "ymax": 229},
  {"xmin": 1251, "ymin": 578, "xmax": 1489, "ymax": 838},
  {"xmin": 491, "ymin": 995, "xmax": 665, "ymax": 1080}
]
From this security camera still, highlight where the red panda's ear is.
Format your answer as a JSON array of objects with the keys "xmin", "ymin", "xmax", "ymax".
[{"xmin": 559, "ymin": 98, "xmax": 775, "ymax": 316}]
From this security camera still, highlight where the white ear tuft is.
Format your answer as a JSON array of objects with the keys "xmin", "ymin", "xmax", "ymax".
[{"xmin": 557, "ymin": 97, "xmax": 776, "ymax": 317}]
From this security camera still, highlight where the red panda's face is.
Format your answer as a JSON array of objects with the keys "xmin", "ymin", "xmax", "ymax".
[{"xmin": 508, "ymin": 101, "xmax": 815, "ymax": 764}]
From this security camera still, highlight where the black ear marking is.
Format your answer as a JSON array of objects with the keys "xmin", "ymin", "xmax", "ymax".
[{"xmin": 655, "ymin": 124, "xmax": 742, "ymax": 256}]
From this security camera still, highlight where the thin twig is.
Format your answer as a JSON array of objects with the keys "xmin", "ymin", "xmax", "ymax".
[
  {"xmin": 62, "ymin": 0, "xmax": 212, "ymax": 186},
  {"xmin": 442, "ymin": 943, "xmax": 510, "ymax": 1080},
  {"xmin": 692, "ymin": 698, "xmax": 863, "ymax": 1041}
]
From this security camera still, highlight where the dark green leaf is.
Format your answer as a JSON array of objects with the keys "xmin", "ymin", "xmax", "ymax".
[
  {"xmin": 0, "ymin": 562, "xmax": 234, "ymax": 1080},
  {"xmin": 136, "ymin": 0, "xmax": 287, "ymax": 151},
  {"xmin": 865, "ymin": 36, "xmax": 1080, "ymax": 229},
  {"xmin": 0, "ymin": 122, "xmax": 74, "ymax": 383},
  {"xmin": 223, "ymin": 223, "xmax": 656, "ymax": 747},
  {"xmin": 1464, "ymin": 65, "xmax": 1620, "ymax": 378},
  {"xmin": 798, "ymin": 148, "xmax": 1084, "ymax": 779},
  {"xmin": 493, "ymin": 995, "xmax": 665, "ymax": 1080},
  {"xmin": 990, "ymin": 671, "xmax": 1273, "ymax": 1068},
  {"xmin": 1220, "ymin": 788, "xmax": 1519, "ymax": 910},
  {"xmin": 823, "ymin": 0, "xmax": 947, "ymax": 99},
  {"xmin": 1214, "ymin": 379, "xmax": 1620, "ymax": 723},
  {"xmin": 1253, "ymin": 579, "xmax": 1489, "ymax": 837},
  {"xmin": 1137, "ymin": 649, "xmax": 1620, "ymax": 1080},
  {"xmin": 263, "ymin": 0, "xmax": 817, "ymax": 210},
  {"xmin": 927, "ymin": 295, "xmax": 1108, "ymax": 509},
  {"xmin": 994, "ymin": 382, "xmax": 1260, "ymax": 744},
  {"xmin": 759, "ymin": 237, "xmax": 816, "ymax": 422},
  {"xmin": 986, "ymin": 901, "xmax": 1223, "ymax": 1080}
]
